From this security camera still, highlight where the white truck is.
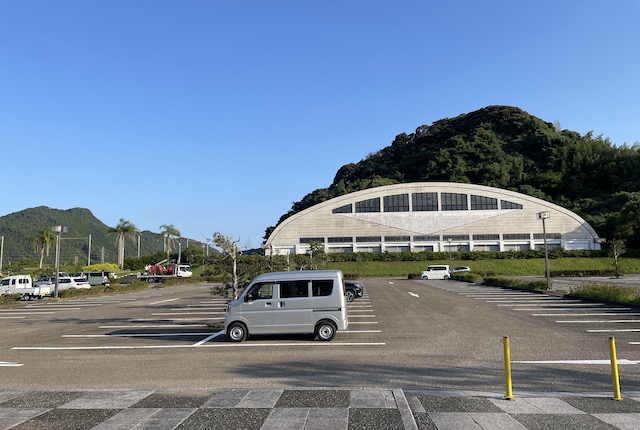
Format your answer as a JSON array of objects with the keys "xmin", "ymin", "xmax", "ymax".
[
  {"xmin": 138, "ymin": 260, "xmax": 193, "ymax": 283},
  {"xmin": 0, "ymin": 275, "xmax": 51, "ymax": 300}
]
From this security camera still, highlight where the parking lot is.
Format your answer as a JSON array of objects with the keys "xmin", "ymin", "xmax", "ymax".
[{"xmin": 2, "ymin": 278, "xmax": 640, "ymax": 394}]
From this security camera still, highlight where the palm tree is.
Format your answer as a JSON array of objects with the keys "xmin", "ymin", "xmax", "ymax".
[
  {"xmin": 31, "ymin": 228, "xmax": 55, "ymax": 269},
  {"xmin": 158, "ymin": 224, "xmax": 181, "ymax": 259},
  {"xmin": 107, "ymin": 218, "xmax": 139, "ymax": 269}
]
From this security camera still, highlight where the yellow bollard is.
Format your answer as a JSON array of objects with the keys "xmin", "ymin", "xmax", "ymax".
[
  {"xmin": 503, "ymin": 336, "xmax": 514, "ymax": 400},
  {"xmin": 609, "ymin": 337, "xmax": 623, "ymax": 401}
]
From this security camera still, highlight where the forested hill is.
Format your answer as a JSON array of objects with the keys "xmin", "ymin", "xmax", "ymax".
[
  {"xmin": 0, "ymin": 206, "xmax": 202, "ymax": 265},
  {"xmin": 266, "ymin": 105, "xmax": 640, "ymax": 246}
]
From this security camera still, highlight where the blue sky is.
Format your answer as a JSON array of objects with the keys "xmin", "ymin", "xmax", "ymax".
[{"xmin": 1, "ymin": 1, "xmax": 638, "ymax": 250}]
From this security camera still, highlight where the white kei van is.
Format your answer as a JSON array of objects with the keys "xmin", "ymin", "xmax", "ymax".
[
  {"xmin": 224, "ymin": 270, "xmax": 348, "ymax": 342},
  {"xmin": 420, "ymin": 265, "xmax": 451, "ymax": 280}
]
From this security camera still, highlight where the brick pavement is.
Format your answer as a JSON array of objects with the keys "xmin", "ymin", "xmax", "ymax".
[{"xmin": 2, "ymin": 388, "xmax": 640, "ymax": 429}]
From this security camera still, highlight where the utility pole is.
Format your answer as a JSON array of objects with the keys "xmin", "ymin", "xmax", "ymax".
[{"xmin": 537, "ymin": 212, "xmax": 551, "ymax": 290}]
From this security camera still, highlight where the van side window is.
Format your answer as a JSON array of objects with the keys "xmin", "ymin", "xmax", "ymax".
[
  {"xmin": 279, "ymin": 281, "xmax": 309, "ymax": 298},
  {"xmin": 247, "ymin": 282, "xmax": 274, "ymax": 301},
  {"xmin": 312, "ymin": 280, "xmax": 333, "ymax": 296}
]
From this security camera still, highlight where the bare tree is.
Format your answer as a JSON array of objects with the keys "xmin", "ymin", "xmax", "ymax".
[
  {"xmin": 610, "ymin": 239, "xmax": 626, "ymax": 279},
  {"xmin": 213, "ymin": 232, "xmax": 241, "ymax": 298}
]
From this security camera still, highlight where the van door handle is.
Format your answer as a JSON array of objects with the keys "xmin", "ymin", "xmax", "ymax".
[
  {"xmin": 278, "ymin": 302, "xmax": 285, "ymax": 308},
  {"xmin": 265, "ymin": 302, "xmax": 273, "ymax": 307}
]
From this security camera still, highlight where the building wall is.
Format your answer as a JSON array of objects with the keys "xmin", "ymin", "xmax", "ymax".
[{"xmin": 264, "ymin": 182, "xmax": 602, "ymax": 255}]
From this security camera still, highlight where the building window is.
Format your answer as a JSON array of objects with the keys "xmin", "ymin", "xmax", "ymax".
[
  {"xmin": 414, "ymin": 235, "xmax": 440, "ymax": 241},
  {"xmin": 328, "ymin": 236, "xmax": 352, "ymax": 243},
  {"xmin": 441, "ymin": 193, "xmax": 468, "ymax": 211},
  {"xmin": 471, "ymin": 195, "xmax": 498, "ymax": 210},
  {"xmin": 299, "ymin": 237, "xmax": 324, "ymax": 244},
  {"xmin": 501, "ymin": 200, "xmax": 523, "ymax": 209},
  {"xmin": 356, "ymin": 236, "xmax": 382, "ymax": 243},
  {"xmin": 412, "ymin": 192, "xmax": 438, "ymax": 211},
  {"xmin": 443, "ymin": 234, "xmax": 470, "ymax": 241},
  {"xmin": 473, "ymin": 234, "xmax": 500, "ymax": 240},
  {"xmin": 504, "ymin": 233, "xmax": 530, "ymax": 240},
  {"xmin": 534, "ymin": 233, "xmax": 561, "ymax": 240},
  {"xmin": 355, "ymin": 198, "xmax": 380, "ymax": 213},
  {"xmin": 383, "ymin": 194, "xmax": 409, "ymax": 212},
  {"xmin": 332, "ymin": 204, "xmax": 352, "ymax": 214},
  {"xmin": 385, "ymin": 236, "xmax": 410, "ymax": 242}
]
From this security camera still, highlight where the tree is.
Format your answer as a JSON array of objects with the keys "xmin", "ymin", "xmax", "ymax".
[
  {"xmin": 609, "ymin": 239, "xmax": 626, "ymax": 278},
  {"xmin": 158, "ymin": 224, "xmax": 181, "ymax": 259},
  {"xmin": 213, "ymin": 232, "xmax": 241, "ymax": 298},
  {"xmin": 31, "ymin": 228, "xmax": 55, "ymax": 269},
  {"xmin": 107, "ymin": 218, "xmax": 139, "ymax": 269}
]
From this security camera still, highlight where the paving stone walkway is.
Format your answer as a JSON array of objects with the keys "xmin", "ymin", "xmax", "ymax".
[{"xmin": 2, "ymin": 388, "xmax": 640, "ymax": 429}]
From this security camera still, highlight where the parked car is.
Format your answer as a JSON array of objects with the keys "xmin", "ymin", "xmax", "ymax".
[
  {"xmin": 344, "ymin": 281, "xmax": 365, "ymax": 302},
  {"xmin": 34, "ymin": 276, "xmax": 91, "ymax": 290},
  {"xmin": 420, "ymin": 265, "xmax": 451, "ymax": 280},
  {"xmin": 452, "ymin": 266, "xmax": 471, "ymax": 272}
]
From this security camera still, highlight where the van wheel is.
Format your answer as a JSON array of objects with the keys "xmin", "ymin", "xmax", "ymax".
[
  {"xmin": 345, "ymin": 290, "xmax": 355, "ymax": 302},
  {"xmin": 227, "ymin": 322, "xmax": 247, "ymax": 342},
  {"xmin": 444, "ymin": 275, "xmax": 450, "ymax": 280},
  {"xmin": 316, "ymin": 321, "xmax": 337, "ymax": 341}
]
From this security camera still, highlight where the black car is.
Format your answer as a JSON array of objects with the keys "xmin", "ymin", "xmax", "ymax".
[{"xmin": 344, "ymin": 281, "xmax": 364, "ymax": 302}]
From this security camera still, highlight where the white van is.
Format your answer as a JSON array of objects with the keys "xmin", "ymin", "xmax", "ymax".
[
  {"xmin": 0, "ymin": 275, "xmax": 50, "ymax": 299},
  {"xmin": 420, "ymin": 265, "xmax": 451, "ymax": 280},
  {"xmin": 224, "ymin": 270, "xmax": 348, "ymax": 342}
]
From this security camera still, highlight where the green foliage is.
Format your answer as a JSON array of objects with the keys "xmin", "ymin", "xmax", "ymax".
[
  {"xmin": 82, "ymin": 263, "xmax": 120, "ymax": 272},
  {"xmin": 483, "ymin": 276, "xmax": 549, "ymax": 291},
  {"xmin": 0, "ymin": 293, "xmax": 22, "ymax": 305},
  {"xmin": 265, "ymin": 105, "xmax": 640, "ymax": 247},
  {"xmin": 569, "ymin": 283, "xmax": 640, "ymax": 306}
]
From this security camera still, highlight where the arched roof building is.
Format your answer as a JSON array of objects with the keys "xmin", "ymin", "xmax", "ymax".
[{"xmin": 265, "ymin": 182, "xmax": 603, "ymax": 255}]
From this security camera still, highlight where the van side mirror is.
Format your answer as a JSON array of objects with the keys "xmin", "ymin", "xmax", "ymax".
[{"xmin": 244, "ymin": 295, "xmax": 252, "ymax": 303}]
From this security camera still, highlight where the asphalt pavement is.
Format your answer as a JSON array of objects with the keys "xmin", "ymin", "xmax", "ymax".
[{"xmin": 2, "ymin": 387, "xmax": 640, "ymax": 429}]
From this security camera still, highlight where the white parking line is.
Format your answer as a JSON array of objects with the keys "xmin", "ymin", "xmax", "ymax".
[
  {"xmin": 0, "ymin": 316, "xmax": 26, "ymax": 319},
  {"xmin": 100, "ymin": 324, "xmax": 208, "ymax": 329},
  {"xmin": 588, "ymin": 329, "xmax": 640, "ymax": 332},
  {"xmin": 130, "ymin": 318, "xmax": 224, "ymax": 322},
  {"xmin": 151, "ymin": 312, "xmax": 225, "ymax": 316},
  {"xmin": 534, "ymin": 313, "xmax": 640, "ymax": 316},
  {"xmin": 194, "ymin": 331, "xmax": 225, "ymax": 346},
  {"xmin": 149, "ymin": 298, "xmax": 181, "ymax": 305},
  {"xmin": 348, "ymin": 321, "xmax": 378, "ymax": 324},
  {"xmin": 62, "ymin": 333, "xmax": 218, "ymax": 338},
  {"xmin": 513, "ymin": 359, "xmax": 640, "ymax": 365},
  {"xmin": 13, "ymin": 342, "xmax": 386, "ymax": 351},
  {"xmin": 0, "ymin": 361, "xmax": 23, "ymax": 367},
  {"xmin": 515, "ymin": 307, "xmax": 631, "ymax": 311},
  {"xmin": 556, "ymin": 320, "xmax": 640, "ymax": 323},
  {"xmin": 0, "ymin": 312, "xmax": 56, "ymax": 315}
]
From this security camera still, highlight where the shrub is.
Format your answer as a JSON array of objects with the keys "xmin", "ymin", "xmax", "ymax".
[
  {"xmin": 568, "ymin": 283, "xmax": 640, "ymax": 305},
  {"xmin": 483, "ymin": 276, "xmax": 548, "ymax": 291},
  {"xmin": 0, "ymin": 293, "xmax": 22, "ymax": 305}
]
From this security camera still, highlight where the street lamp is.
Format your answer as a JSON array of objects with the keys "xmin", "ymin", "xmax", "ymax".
[
  {"xmin": 52, "ymin": 226, "xmax": 68, "ymax": 299},
  {"xmin": 537, "ymin": 212, "xmax": 551, "ymax": 290},
  {"xmin": 447, "ymin": 237, "xmax": 453, "ymax": 271}
]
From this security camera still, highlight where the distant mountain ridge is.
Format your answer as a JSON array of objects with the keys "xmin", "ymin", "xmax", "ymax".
[{"xmin": 0, "ymin": 206, "xmax": 193, "ymax": 265}]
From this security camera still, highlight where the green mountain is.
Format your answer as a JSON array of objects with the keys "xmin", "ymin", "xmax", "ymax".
[
  {"xmin": 0, "ymin": 206, "xmax": 199, "ymax": 266},
  {"xmin": 267, "ymin": 105, "xmax": 640, "ymax": 246}
]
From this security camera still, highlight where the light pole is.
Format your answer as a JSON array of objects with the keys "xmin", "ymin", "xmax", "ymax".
[
  {"xmin": 537, "ymin": 212, "xmax": 551, "ymax": 290},
  {"xmin": 447, "ymin": 237, "xmax": 453, "ymax": 271},
  {"xmin": 0, "ymin": 235, "xmax": 4, "ymax": 275},
  {"xmin": 52, "ymin": 226, "xmax": 67, "ymax": 299}
]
